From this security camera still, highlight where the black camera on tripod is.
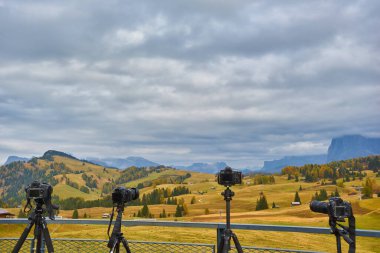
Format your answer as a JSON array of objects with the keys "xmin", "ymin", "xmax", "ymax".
[
  {"xmin": 12, "ymin": 181, "xmax": 59, "ymax": 253},
  {"xmin": 25, "ymin": 181, "xmax": 58, "ymax": 220},
  {"xmin": 112, "ymin": 186, "xmax": 139, "ymax": 205},
  {"xmin": 217, "ymin": 167, "xmax": 242, "ymax": 187},
  {"xmin": 26, "ymin": 181, "xmax": 53, "ymax": 201},
  {"xmin": 108, "ymin": 186, "xmax": 139, "ymax": 253},
  {"xmin": 310, "ymin": 197, "xmax": 352, "ymax": 221},
  {"xmin": 310, "ymin": 197, "xmax": 355, "ymax": 253}
]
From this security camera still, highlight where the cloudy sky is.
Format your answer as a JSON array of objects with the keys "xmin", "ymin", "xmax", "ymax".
[{"xmin": 0, "ymin": 0, "xmax": 379, "ymax": 168}]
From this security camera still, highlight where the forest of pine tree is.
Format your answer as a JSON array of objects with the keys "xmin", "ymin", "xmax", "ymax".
[
  {"xmin": 255, "ymin": 192, "xmax": 269, "ymax": 211},
  {"xmin": 282, "ymin": 155, "xmax": 380, "ymax": 183}
]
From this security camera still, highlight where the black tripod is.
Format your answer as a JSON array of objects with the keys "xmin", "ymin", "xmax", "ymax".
[
  {"xmin": 12, "ymin": 203, "xmax": 54, "ymax": 253},
  {"xmin": 107, "ymin": 205, "xmax": 131, "ymax": 253},
  {"xmin": 330, "ymin": 215, "xmax": 356, "ymax": 253},
  {"xmin": 218, "ymin": 187, "xmax": 243, "ymax": 253}
]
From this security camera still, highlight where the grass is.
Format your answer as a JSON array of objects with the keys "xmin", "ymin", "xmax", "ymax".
[
  {"xmin": 124, "ymin": 169, "xmax": 190, "ymax": 188},
  {"xmin": 53, "ymin": 184, "xmax": 101, "ymax": 201}
]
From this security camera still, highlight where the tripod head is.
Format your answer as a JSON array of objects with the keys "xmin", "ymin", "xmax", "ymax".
[{"xmin": 221, "ymin": 187, "xmax": 235, "ymax": 201}]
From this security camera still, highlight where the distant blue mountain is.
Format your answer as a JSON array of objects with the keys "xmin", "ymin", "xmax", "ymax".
[
  {"xmin": 261, "ymin": 155, "xmax": 326, "ymax": 173},
  {"xmin": 261, "ymin": 135, "xmax": 380, "ymax": 173},
  {"xmin": 4, "ymin": 156, "xmax": 29, "ymax": 165},
  {"xmin": 327, "ymin": 135, "xmax": 380, "ymax": 162},
  {"xmin": 88, "ymin": 156, "xmax": 160, "ymax": 169},
  {"xmin": 173, "ymin": 162, "xmax": 228, "ymax": 174}
]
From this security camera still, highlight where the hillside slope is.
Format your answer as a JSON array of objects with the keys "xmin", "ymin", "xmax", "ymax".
[{"xmin": 0, "ymin": 150, "xmax": 206, "ymax": 205}]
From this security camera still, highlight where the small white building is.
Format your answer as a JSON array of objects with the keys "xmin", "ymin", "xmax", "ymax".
[{"xmin": 291, "ymin": 202, "xmax": 301, "ymax": 206}]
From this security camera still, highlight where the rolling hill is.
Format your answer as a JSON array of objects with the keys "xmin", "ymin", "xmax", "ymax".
[
  {"xmin": 1, "ymin": 152, "xmax": 379, "ymax": 252},
  {"xmin": 0, "ymin": 150, "xmax": 201, "ymax": 205}
]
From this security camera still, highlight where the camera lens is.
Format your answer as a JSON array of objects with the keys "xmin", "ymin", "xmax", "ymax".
[{"xmin": 310, "ymin": 201, "xmax": 328, "ymax": 214}]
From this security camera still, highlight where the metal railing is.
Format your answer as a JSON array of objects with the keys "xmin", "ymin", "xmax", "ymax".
[
  {"xmin": 1, "ymin": 219, "xmax": 379, "ymax": 253},
  {"xmin": 2, "ymin": 219, "xmax": 379, "ymax": 237}
]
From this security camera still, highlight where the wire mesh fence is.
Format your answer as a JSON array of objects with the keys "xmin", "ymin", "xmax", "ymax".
[
  {"xmin": 0, "ymin": 238, "xmax": 215, "ymax": 253},
  {"xmin": 238, "ymin": 246, "xmax": 321, "ymax": 253},
  {"xmin": 0, "ymin": 238, "xmax": 324, "ymax": 253}
]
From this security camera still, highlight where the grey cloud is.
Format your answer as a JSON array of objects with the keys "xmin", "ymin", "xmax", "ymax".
[{"xmin": 0, "ymin": 0, "xmax": 379, "ymax": 167}]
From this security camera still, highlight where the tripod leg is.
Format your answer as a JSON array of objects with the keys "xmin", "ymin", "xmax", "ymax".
[
  {"xmin": 12, "ymin": 219, "xmax": 35, "ymax": 253},
  {"xmin": 335, "ymin": 234, "xmax": 342, "ymax": 253},
  {"xmin": 121, "ymin": 238, "xmax": 131, "ymax": 253},
  {"xmin": 222, "ymin": 235, "xmax": 230, "ymax": 253},
  {"xmin": 231, "ymin": 232, "xmax": 244, "ymax": 253},
  {"xmin": 41, "ymin": 221, "xmax": 54, "ymax": 253},
  {"xmin": 36, "ymin": 221, "xmax": 43, "ymax": 253},
  {"xmin": 109, "ymin": 239, "xmax": 118, "ymax": 253},
  {"xmin": 217, "ymin": 237, "xmax": 224, "ymax": 253}
]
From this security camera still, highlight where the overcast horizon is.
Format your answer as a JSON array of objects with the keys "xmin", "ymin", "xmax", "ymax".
[{"xmin": 1, "ymin": 0, "xmax": 379, "ymax": 168}]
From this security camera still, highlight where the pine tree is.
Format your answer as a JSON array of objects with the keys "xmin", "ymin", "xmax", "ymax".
[
  {"xmin": 141, "ymin": 203, "xmax": 150, "ymax": 217},
  {"xmin": 191, "ymin": 196, "xmax": 196, "ymax": 204},
  {"xmin": 205, "ymin": 208, "xmax": 210, "ymax": 215},
  {"xmin": 299, "ymin": 185, "xmax": 303, "ymax": 191},
  {"xmin": 294, "ymin": 191, "xmax": 301, "ymax": 203},
  {"xmin": 332, "ymin": 168, "xmax": 337, "ymax": 185},
  {"xmin": 256, "ymin": 192, "xmax": 269, "ymax": 211},
  {"xmin": 175, "ymin": 204, "xmax": 182, "ymax": 217},
  {"xmin": 312, "ymin": 189, "xmax": 328, "ymax": 201},
  {"xmin": 272, "ymin": 202, "xmax": 276, "ymax": 208},
  {"xmin": 72, "ymin": 209, "xmax": 79, "ymax": 219},
  {"xmin": 182, "ymin": 204, "xmax": 188, "ymax": 215},
  {"xmin": 363, "ymin": 177, "xmax": 375, "ymax": 198},
  {"xmin": 319, "ymin": 189, "xmax": 328, "ymax": 200}
]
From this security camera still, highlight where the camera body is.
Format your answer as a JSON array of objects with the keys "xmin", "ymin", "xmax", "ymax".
[
  {"xmin": 112, "ymin": 186, "xmax": 139, "ymax": 204},
  {"xmin": 24, "ymin": 181, "xmax": 58, "ymax": 220},
  {"xmin": 310, "ymin": 197, "xmax": 352, "ymax": 220},
  {"xmin": 26, "ymin": 181, "xmax": 53, "ymax": 203},
  {"xmin": 217, "ymin": 167, "xmax": 242, "ymax": 187}
]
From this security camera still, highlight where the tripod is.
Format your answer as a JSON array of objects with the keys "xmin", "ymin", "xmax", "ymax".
[
  {"xmin": 329, "ymin": 215, "xmax": 356, "ymax": 253},
  {"xmin": 218, "ymin": 187, "xmax": 243, "ymax": 253},
  {"xmin": 12, "ymin": 203, "xmax": 54, "ymax": 253},
  {"xmin": 107, "ymin": 205, "xmax": 131, "ymax": 253}
]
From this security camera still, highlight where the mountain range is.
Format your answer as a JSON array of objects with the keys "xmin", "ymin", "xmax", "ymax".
[
  {"xmin": 3, "ymin": 135, "xmax": 380, "ymax": 174},
  {"xmin": 87, "ymin": 156, "xmax": 160, "ymax": 169},
  {"xmin": 2, "ymin": 153, "xmax": 228, "ymax": 174},
  {"xmin": 172, "ymin": 162, "xmax": 228, "ymax": 174},
  {"xmin": 4, "ymin": 156, "xmax": 29, "ymax": 165},
  {"xmin": 261, "ymin": 135, "xmax": 380, "ymax": 173}
]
